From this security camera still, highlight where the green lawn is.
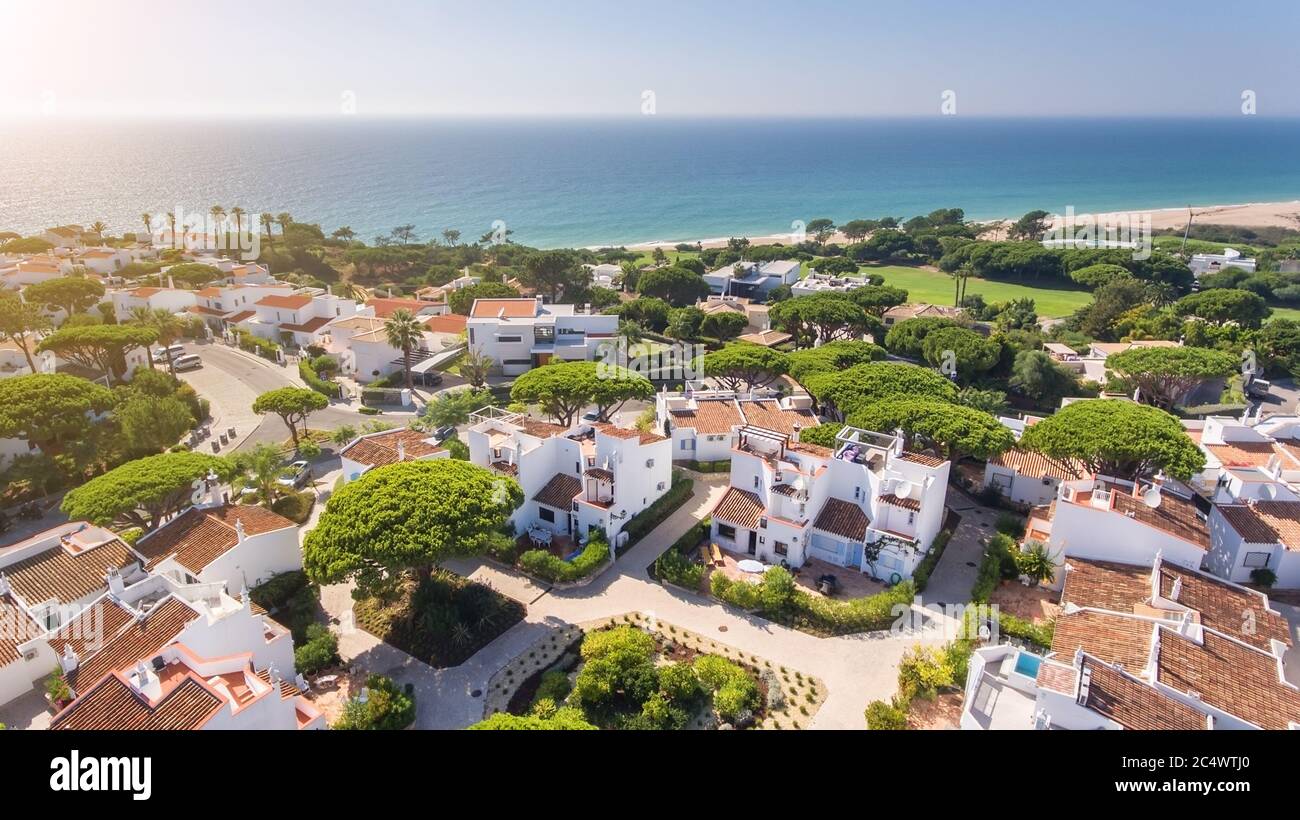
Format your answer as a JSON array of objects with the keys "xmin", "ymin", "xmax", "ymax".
[{"xmin": 860, "ymin": 265, "xmax": 1094, "ymax": 318}]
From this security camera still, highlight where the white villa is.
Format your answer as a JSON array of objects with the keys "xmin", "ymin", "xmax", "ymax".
[
  {"xmin": 708, "ymin": 424, "xmax": 950, "ymax": 581},
  {"xmin": 110, "ymin": 286, "xmax": 198, "ymax": 321},
  {"xmin": 467, "ymin": 409, "xmax": 672, "ymax": 548},
  {"xmin": 231, "ymin": 291, "xmax": 359, "ymax": 348},
  {"xmin": 703, "ymin": 260, "xmax": 801, "ymax": 298},
  {"xmin": 465, "ymin": 297, "xmax": 618, "ymax": 377},
  {"xmin": 325, "ymin": 311, "xmax": 466, "ymax": 384},
  {"xmin": 1189, "ymin": 247, "xmax": 1257, "ymax": 278},
  {"xmin": 339, "ymin": 427, "xmax": 451, "ymax": 483}
]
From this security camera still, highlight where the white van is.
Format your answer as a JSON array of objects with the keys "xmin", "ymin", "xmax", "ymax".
[
  {"xmin": 173, "ymin": 353, "xmax": 203, "ymax": 371},
  {"xmin": 155, "ymin": 344, "xmax": 186, "ymax": 362}
]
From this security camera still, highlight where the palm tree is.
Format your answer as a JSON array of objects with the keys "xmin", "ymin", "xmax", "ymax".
[
  {"xmin": 259, "ymin": 212, "xmax": 275, "ymax": 244},
  {"xmin": 384, "ymin": 309, "xmax": 424, "ymax": 390},
  {"xmin": 229, "ymin": 206, "xmax": 245, "ymax": 239},
  {"xmin": 142, "ymin": 308, "xmax": 184, "ymax": 373},
  {"xmin": 209, "ymin": 205, "xmax": 226, "ymax": 248},
  {"xmin": 275, "ymin": 213, "xmax": 293, "ymax": 239},
  {"xmin": 231, "ymin": 443, "xmax": 289, "ymax": 505},
  {"xmin": 166, "ymin": 211, "xmax": 178, "ymax": 249},
  {"xmin": 458, "ymin": 348, "xmax": 493, "ymax": 388},
  {"xmin": 89, "ymin": 220, "xmax": 107, "ymax": 238},
  {"xmin": 951, "ymin": 262, "xmax": 974, "ymax": 307},
  {"xmin": 140, "ymin": 212, "xmax": 154, "ymax": 242},
  {"xmin": 1015, "ymin": 542, "xmax": 1057, "ymax": 587}
]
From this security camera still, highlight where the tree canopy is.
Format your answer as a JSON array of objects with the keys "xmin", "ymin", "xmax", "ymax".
[
  {"xmin": 252, "ymin": 387, "xmax": 328, "ymax": 447},
  {"xmin": 302, "ymin": 459, "xmax": 522, "ymax": 596},
  {"xmin": 1105, "ymin": 346, "xmax": 1238, "ymax": 408},
  {"xmin": 636, "ymin": 265, "xmax": 712, "ymax": 307},
  {"xmin": 883, "ymin": 317, "xmax": 963, "ymax": 359},
  {"xmin": 1008, "ymin": 349, "xmax": 1079, "ymax": 404},
  {"xmin": 520, "ymin": 250, "xmax": 588, "ymax": 302},
  {"xmin": 769, "ymin": 292, "xmax": 872, "ymax": 349},
  {"xmin": 448, "ymin": 281, "xmax": 520, "ymax": 315},
  {"xmin": 803, "ymin": 361, "xmax": 958, "ymax": 420},
  {"xmin": 1019, "ymin": 399, "xmax": 1205, "ymax": 480},
  {"xmin": 510, "ymin": 361, "xmax": 602, "ymax": 426},
  {"xmin": 23, "ymin": 276, "xmax": 106, "ymax": 317},
  {"xmin": 60, "ymin": 451, "xmax": 237, "ymax": 531},
  {"xmin": 846, "ymin": 398, "xmax": 1015, "ymax": 460},
  {"xmin": 785, "ymin": 339, "xmax": 886, "ymax": 386},
  {"xmin": 920, "ymin": 326, "xmax": 1001, "ymax": 382},
  {"xmin": 37, "ymin": 324, "xmax": 157, "ymax": 385},
  {"xmin": 0, "ymin": 373, "xmax": 115, "ymax": 453},
  {"xmin": 1175, "ymin": 288, "xmax": 1271, "ymax": 329},
  {"xmin": 849, "ymin": 285, "xmax": 909, "ymax": 317},
  {"xmin": 0, "ymin": 292, "xmax": 52, "ymax": 371},
  {"xmin": 701, "ymin": 344, "xmax": 789, "ymax": 392}
]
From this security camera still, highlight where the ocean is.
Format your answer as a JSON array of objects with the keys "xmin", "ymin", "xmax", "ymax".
[{"xmin": 1, "ymin": 117, "xmax": 1298, "ymax": 249}]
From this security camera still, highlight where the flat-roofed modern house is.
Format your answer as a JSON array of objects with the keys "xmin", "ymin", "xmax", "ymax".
[{"xmin": 466, "ymin": 297, "xmax": 618, "ymax": 376}]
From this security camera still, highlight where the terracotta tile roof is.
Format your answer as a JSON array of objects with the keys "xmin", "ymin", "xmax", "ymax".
[
  {"xmin": 1051, "ymin": 609, "xmax": 1154, "ymax": 672},
  {"xmin": 1035, "ymin": 660, "xmax": 1078, "ymax": 695},
  {"xmin": 256, "ymin": 293, "xmax": 312, "ymax": 309},
  {"xmin": 1155, "ymin": 628, "xmax": 1300, "ymax": 731},
  {"xmin": 255, "ymin": 667, "xmax": 305, "ymax": 700},
  {"xmin": 52, "ymin": 672, "xmax": 224, "ymax": 731},
  {"xmin": 341, "ymin": 428, "xmax": 444, "ymax": 469},
  {"xmin": 1205, "ymin": 441, "xmax": 1278, "ymax": 468},
  {"xmin": 712, "ymin": 487, "xmax": 765, "ymax": 529},
  {"xmin": 1109, "ymin": 487, "xmax": 1209, "ymax": 548},
  {"xmin": 3, "ymin": 537, "xmax": 138, "ymax": 605},
  {"xmin": 227, "ymin": 310, "xmax": 256, "ymax": 324},
  {"xmin": 988, "ymin": 447, "xmax": 1081, "ymax": 481},
  {"xmin": 771, "ymin": 484, "xmax": 802, "ymax": 497},
  {"xmin": 491, "ymin": 461, "xmax": 518, "ymax": 476},
  {"xmin": 738, "ymin": 400, "xmax": 818, "ymax": 437},
  {"xmin": 195, "ymin": 287, "xmax": 223, "ymax": 298},
  {"xmin": 1061, "ymin": 558, "xmax": 1152, "ymax": 612},
  {"xmin": 1080, "ymin": 656, "xmax": 1208, "ymax": 730},
  {"xmin": 187, "ymin": 304, "xmax": 230, "ymax": 317},
  {"xmin": 593, "ymin": 422, "xmax": 667, "ymax": 445},
  {"xmin": 584, "ymin": 467, "xmax": 615, "ymax": 482},
  {"xmin": 470, "ymin": 298, "xmax": 538, "ymax": 319},
  {"xmin": 669, "ymin": 398, "xmax": 743, "ymax": 435},
  {"xmin": 132, "ymin": 504, "xmax": 296, "ymax": 574},
  {"xmin": 533, "ymin": 473, "xmax": 581, "ymax": 509},
  {"xmin": 0, "ymin": 594, "xmax": 41, "ymax": 666},
  {"xmin": 280, "ymin": 315, "xmax": 332, "ymax": 333},
  {"xmin": 880, "ymin": 493, "xmax": 920, "ymax": 512},
  {"xmin": 422, "ymin": 313, "xmax": 467, "ymax": 334},
  {"xmin": 900, "ymin": 450, "xmax": 946, "ymax": 468},
  {"xmin": 1157, "ymin": 563, "xmax": 1291, "ymax": 651},
  {"xmin": 65, "ymin": 597, "xmax": 199, "ymax": 690},
  {"xmin": 367, "ymin": 297, "xmax": 434, "ymax": 318},
  {"xmin": 813, "ymin": 498, "xmax": 869, "ymax": 541},
  {"xmin": 737, "ymin": 330, "xmax": 792, "ymax": 347},
  {"xmin": 1219, "ymin": 502, "xmax": 1300, "ymax": 548},
  {"xmin": 125, "ymin": 287, "xmax": 162, "ymax": 297},
  {"xmin": 47, "ymin": 596, "xmax": 137, "ymax": 662}
]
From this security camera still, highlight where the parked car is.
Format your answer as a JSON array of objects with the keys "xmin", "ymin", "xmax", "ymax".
[
  {"xmin": 173, "ymin": 353, "xmax": 203, "ymax": 371},
  {"xmin": 581, "ymin": 410, "xmax": 601, "ymax": 422},
  {"xmin": 154, "ymin": 343, "xmax": 186, "ymax": 362},
  {"xmin": 277, "ymin": 460, "xmax": 312, "ymax": 489},
  {"xmin": 433, "ymin": 425, "xmax": 456, "ymax": 442},
  {"xmin": 1247, "ymin": 378, "xmax": 1272, "ymax": 399}
]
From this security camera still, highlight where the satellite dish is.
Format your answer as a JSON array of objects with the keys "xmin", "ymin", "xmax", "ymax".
[
  {"xmin": 896, "ymin": 481, "xmax": 914, "ymax": 500},
  {"xmin": 1261, "ymin": 484, "xmax": 1278, "ymax": 501},
  {"xmin": 1143, "ymin": 488, "xmax": 1163, "ymax": 508}
]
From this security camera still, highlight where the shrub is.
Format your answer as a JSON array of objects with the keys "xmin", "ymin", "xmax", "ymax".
[
  {"xmin": 995, "ymin": 513, "xmax": 1026, "ymax": 538},
  {"xmin": 911, "ymin": 529, "xmax": 952, "ymax": 592},
  {"xmin": 865, "ymin": 698, "xmax": 910, "ymax": 730},
  {"xmin": 517, "ymin": 536, "xmax": 610, "ymax": 582},
  {"xmin": 897, "ymin": 645, "xmax": 956, "ymax": 701},
  {"xmin": 250, "ymin": 571, "xmax": 320, "ymax": 641},
  {"xmin": 299, "ymin": 360, "xmax": 341, "ymax": 398},
  {"xmin": 534, "ymin": 670, "xmax": 572, "ymax": 705},
  {"xmin": 294, "ymin": 623, "xmax": 339, "ymax": 674},
  {"xmin": 470, "ymin": 708, "xmax": 597, "ymax": 730},
  {"xmin": 1014, "ymin": 541, "xmax": 1056, "ymax": 585},
  {"xmin": 332, "ymin": 674, "xmax": 416, "ymax": 730},
  {"xmin": 235, "ymin": 329, "xmax": 280, "ymax": 361},
  {"xmin": 358, "ymin": 406, "xmax": 381, "ymax": 416},
  {"xmin": 361, "ymin": 387, "xmax": 405, "ymax": 406},
  {"xmin": 693, "ymin": 655, "xmax": 760, "ymax": 722},
  {"xmin": 1250, "ymin": 567, "xmax": 1278, "ymax": 588},
  {"xmin": 271, "ymin": 490, "xmax": 314, "ymax": 524},
  {"xmin": 619, "ymin": 473, "xmax": 694, "ymax": 549},
  {"xmin": 117, "ymin": 527, "xmax": 143, "ymax": 546},
  {"xmin": 655, "ymin": 548, "xmax": 705, "ymax": 589}
]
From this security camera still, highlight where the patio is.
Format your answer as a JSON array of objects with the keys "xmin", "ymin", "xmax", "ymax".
[
  {"xmin": 704, "ymin": 550, "xmax": 887, "ymax": 600},
  {"xmin": 515, "ymin": 531, "xmax": 576, "ymax": 559}
]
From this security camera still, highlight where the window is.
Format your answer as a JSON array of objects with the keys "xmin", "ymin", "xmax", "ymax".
[
  {"xmin": 656, "ymin": 481, "xmax": 666, "ymax": 491},
  {"xmin": 539, "ymin": 507, "xmax": 555, "ymax": 523},
  {"xmin": 468, "ymin": 329, "xmax": 475, "ymax": 344},
  {"xmin": 753, "ymin": 475, "xmax": 761, "ymax": 489},
  {"xmin": 681, "ymin": 439, "xmax": 695, "ymax": 451},
  {"xmin": 774, "ymin": 541, "xmax": 788, "ymax": 556},
  {"xmin": 498, "ymin": 335, "xmax": 523, "ymax": 343},
  {"xmin": 717, "ymin": 524, "xmax": 736, "ymax": 540},
  {"xmin": 758, "ymin": 536, "xmax": 766, "ymax": 544},
  {"xmin": 1244, "ymin": 551, "xmax": 1271, "ymax": 568},
  {"xmin": 759, "ymin": 517, "xmax": 768, "ymax": 529},
  {"xmin": 854, "ymin": 486, "xmax": 861, "ymax": 500},
  {"xmin": 907, "ymin": 512, "xmax": 915, "ymax": 525}
]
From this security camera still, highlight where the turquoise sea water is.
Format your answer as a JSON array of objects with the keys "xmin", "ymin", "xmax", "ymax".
[{"xmin": 1, "ymin": 117, "xmax": 1298, "ymax": 248}]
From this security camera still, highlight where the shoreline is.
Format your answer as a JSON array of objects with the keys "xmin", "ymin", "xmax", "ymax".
[{"xmin": 608, "ymin": 199, "xmax": 1300, "ymax": 252}]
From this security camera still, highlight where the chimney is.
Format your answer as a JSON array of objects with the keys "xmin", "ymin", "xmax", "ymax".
[
  {"xmin": 0, "ymin": 572, "xmax": 9, "ymax": 597},
  {"xmin": 235, "ymin": 518, "xmax": 246, "ymax": 544},
  {"xmin": 105, "ymin": 566, "xmax": 124, "ymax": 596},
  {"xmin": 397, "ymin": 440, "xmax": 407, "ymax": 462},
  {"xmin": 241, "ymin": 585, "xmax": 252, "ymax": 613},
  {"xmin": 59, "ymin": 644, "xmax": 79, "ymax": 674}
]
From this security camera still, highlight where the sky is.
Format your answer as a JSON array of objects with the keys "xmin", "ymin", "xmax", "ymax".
[{"xmin": 2, "ymin": 0, "xmax": 1299, "ymax": 119}]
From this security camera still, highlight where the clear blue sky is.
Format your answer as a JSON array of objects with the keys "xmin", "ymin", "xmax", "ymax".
[{"xmin": 3, "ymin": 0, "xmax": 1299, "ymax": 118}]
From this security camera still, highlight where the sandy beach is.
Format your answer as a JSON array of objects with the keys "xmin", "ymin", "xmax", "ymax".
[{"xmin": 621, "ymin": 199, "xmax": 1300, "ymax": 251}]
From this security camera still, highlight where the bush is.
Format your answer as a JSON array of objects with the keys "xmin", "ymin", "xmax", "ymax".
[
  {"xmin": 995, "ymin": 513, "xmax": 1026, "ymax": 538},
  {"xmin": 534, "ymin": 670, "xmax": 572, "ymax": 705},
  {"xmin": 655, "ymin": 548, "xmax": 705, "ymax": 589},
  {"xmin": 358, "ymin": 406, "xmax": 381, "ymax": 415},
  {"xmin": 619, "ymin": 473, "xmax": 694, "ymax": 548},
  {"xmin": 362, "ymin": 387, "xmax": 405, "ymax": 406},
  {"xmin": 235, "ymin": 329, "xmax": 280, "ymax": 361},
  {"xmin": 865, "ymin": 698, "xmax": 910, "ymax": 730},
  {"xmin": 693, "ymin": 655, "xmax": 760, "ymax": 722},
  {"xmin": 117, "ymin": 527, "xmax": 143, "ymax": 546},
  {"xmin": 1250, "ymin": 567, "xmax": 1278, "ymax": 588},
  {"xmin": 299, "ymin": 360, "xmax": 342, "ymax": 399},
  {"xmin": 271, "ymin": 490, "xmax": 315, "ymax": 524},
  {"xmin": 518, "ymin": 537, "xmax": 610, "ymax": 582},
  {"xmin": 912, "ymin": 529, "xmax": 952, "ymax": 592},
  {"xmin": 332, "ymin": 674, "xmax": 416, "ymax": 730},
  {"xmin": 897, "ymin": 645, "xmax": 956, "ymax": 700},
  {"xmin": 294, "ymin": 623, "xmax": 339, "ymax": 674},
  {"xmin": 250, "ymin": 571, "xmax": 320, "ymax": 642}
]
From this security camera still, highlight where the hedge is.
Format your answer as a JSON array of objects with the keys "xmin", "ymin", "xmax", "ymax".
[
  {"xmin": 652, "ymin": 515, "xmax": 710, "ymax": 587},
  {"xmin": 679, "ymin": 459, "xmax": 731, "ymax": 473},
  {"xmin": 711, "ymin": 568, "xmax": 918, "ymax": 637},
  {"xmin": 618, "ymin": 472, "xmax": 695, "ymax": 552},
  {"xmin": 911, "ymin": 529, "xmax": 953, "ymax": 592},
  {"xmin": 518, "ymin": 537, "xmax": 611, "ymax": 583},
  {"xmin": 270, "ymin": 490, "xmax": 315, "ymax": 524},
  {"xmin": 362, "ymin": 387, "xmax": 406, "ymax": 406},
  {"xmin": 299, "ymin": 360, "xmax": 342, "ymax": 399},
  {"xmin": 235, "ymin": 329, "xmax": 280, "ymax": 361}
]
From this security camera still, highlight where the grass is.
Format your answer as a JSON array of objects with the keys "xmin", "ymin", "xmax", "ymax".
[{"xmin": 862, "ymin": 264, "xmax": 1094, "ymax": 318}]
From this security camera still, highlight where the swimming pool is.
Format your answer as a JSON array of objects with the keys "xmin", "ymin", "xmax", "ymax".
[{"xmin": 1013, "ymin": 652, "xmax": 1043, "ymax": 679}]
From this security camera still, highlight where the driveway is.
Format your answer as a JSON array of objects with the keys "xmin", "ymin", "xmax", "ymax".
[{"xmin": 921, "ymin": 489, "xmax": 999, "ymax": 608}]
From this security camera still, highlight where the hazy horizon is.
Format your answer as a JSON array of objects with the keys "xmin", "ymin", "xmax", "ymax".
[{"xmin": 4, "ymin": 0, "xmax": 1299, "ymax": 120}]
